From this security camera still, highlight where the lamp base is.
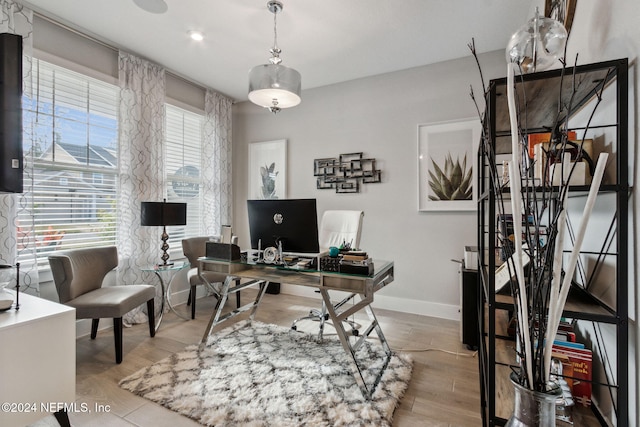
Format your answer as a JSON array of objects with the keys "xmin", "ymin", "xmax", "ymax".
[
  {"xmin": 160, "ymin": 227, "xmax": 171, "ymax": 266},
  {"xmin": 156, "ymin": 262, "xmax": 174, "ymax": 268}
]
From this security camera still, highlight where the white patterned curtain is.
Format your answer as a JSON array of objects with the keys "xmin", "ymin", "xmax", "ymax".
[
  {"xmin": 116, "ymin": 52, "xmax": 166, "ymax": 300},
  {"xmin": 0, "ymin": 0, "xmax": 38, "ymax": 294},
  {"xmin": 202, "ymin": 90, "xmax": 233, "ymax": 234}
]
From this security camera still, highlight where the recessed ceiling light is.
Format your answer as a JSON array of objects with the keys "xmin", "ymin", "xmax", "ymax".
[
  {"xmin": 133, "ymin": 0, "xmax": 168, "ymax": 14},
  {"xmin": 188, "ymin": 31, "xmax": 204, "ymax": 41}
]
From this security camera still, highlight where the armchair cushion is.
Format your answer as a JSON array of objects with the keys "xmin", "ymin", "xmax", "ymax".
[{"xmin": 67, "ymin": 284, "xmax": 155, "ymax": 319}]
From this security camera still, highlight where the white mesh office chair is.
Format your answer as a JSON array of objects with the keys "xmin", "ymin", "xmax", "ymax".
[{"xmin": 291, "ymin": 210, "xmax": 364, "ymax": 338}]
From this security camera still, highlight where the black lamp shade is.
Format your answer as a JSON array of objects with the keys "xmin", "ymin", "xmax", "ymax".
[{"xmin": 141, "ymin": 201, "xmax": 187, "ymax": 226}]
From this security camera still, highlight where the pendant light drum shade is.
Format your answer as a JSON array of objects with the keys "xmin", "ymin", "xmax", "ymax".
[
  {"xmin": 248, "ymin": 1, "xmax": 301, "ymax": 113},
  {"xmin": 248, "ymin": 64, "xmax": 301, "ymax": 110}
]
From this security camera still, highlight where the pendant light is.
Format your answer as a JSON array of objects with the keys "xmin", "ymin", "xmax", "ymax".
[
  {"xmin": 506, "ymin": 7, "xmax": 567, "ymax": 74},
  {"xmin": 248, "ymin": 1, "xmax": 301, "ymax": 113}
]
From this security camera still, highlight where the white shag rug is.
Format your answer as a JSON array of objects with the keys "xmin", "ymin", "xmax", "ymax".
[{"xmin": 119, "ymin": 320, "xmax": 412, "ymax": 426}]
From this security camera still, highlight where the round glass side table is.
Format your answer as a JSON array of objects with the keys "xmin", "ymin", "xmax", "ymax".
[{"xmin": 141, "ymin": 261, "xmax": 190, "ymax": 331}]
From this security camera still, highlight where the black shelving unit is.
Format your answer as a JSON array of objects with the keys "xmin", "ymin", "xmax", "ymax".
[{"xmin": 477, "ymin": 59, "xmax": 629, "ymax": 426}]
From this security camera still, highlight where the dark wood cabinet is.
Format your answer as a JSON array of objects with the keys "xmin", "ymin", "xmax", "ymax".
[{"xmin": 460, "ymin": 267, "xmax": 479, "ymax": 350}]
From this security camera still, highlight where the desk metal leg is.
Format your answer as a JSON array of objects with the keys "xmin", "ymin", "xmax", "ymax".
[
  {"xmin": 201, "ymin": 277, "xmax": 268, "ymax": 343},
  {"xmin": 320, "ymin": 289, "xmax": 392, "ymax": 400}
]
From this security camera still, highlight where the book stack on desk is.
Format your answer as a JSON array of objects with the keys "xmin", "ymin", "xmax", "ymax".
[{"xmin": 339, "ymin": 251, "xmax": 374, "ymax": 275}]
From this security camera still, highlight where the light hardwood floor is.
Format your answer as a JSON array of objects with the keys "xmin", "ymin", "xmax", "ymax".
[{"xmin": 63, "ymin": 291, "xmax": 482, "ymax": 426}]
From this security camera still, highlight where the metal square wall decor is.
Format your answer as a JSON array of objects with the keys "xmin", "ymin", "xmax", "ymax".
[{"xmin": 314, "ymin": 152, "xmax": 381, "ymax": 193}]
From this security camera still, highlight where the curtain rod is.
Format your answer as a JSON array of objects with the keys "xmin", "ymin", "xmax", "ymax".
[
  {"xmin": 33, "ymin": 11, "xmax": 233, "ymax": 100},
  {"xmin": 35, "ymin": 12, "xmax": 116, "ymax": 52}
]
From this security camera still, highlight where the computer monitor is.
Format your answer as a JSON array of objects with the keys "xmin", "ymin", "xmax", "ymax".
[{"xmin": 247, "ymin": 198, "xmax": 320, "ymax": 255}]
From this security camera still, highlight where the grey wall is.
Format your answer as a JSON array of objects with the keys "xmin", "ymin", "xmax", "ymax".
[
  {"xmin": 232, "ymin": 50, "xmax": 507, "ymax": 319},
  {"xmin": 560, "ymin": 0, "xmax": 639, "ymax": 423}
]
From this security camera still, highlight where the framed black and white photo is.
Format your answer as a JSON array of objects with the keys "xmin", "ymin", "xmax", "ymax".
[{"xmin": 248, "ymin": 140, "xmax": 287, "ymax": 199}]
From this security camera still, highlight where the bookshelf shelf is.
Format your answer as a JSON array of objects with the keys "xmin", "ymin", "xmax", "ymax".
[{"xmin": 477, "ymin": 59, "xmax": 629, "ymax": 427}]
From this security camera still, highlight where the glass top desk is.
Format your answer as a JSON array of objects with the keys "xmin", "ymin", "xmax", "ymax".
[{"xmin": 197, "ymin": 256, "xmax": 394, "ymax": 400}]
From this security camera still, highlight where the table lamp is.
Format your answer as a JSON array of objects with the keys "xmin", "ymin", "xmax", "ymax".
[{"xmin": 141, "ymin": 200, "xmax": 187, "ymax": 266}]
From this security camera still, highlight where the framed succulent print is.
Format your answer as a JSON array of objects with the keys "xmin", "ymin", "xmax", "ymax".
[
  {"xmin": 417, "ymin": 119, "xmax": 481, "ymax": 211},
  {"xmin": 248, "ymin": 139, "xmax": 287, "ymax": 199}
]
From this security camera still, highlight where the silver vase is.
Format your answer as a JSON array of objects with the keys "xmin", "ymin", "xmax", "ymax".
[{"xmin": 506, "ymin": 373, "xmax": 561, "ymax": 427}]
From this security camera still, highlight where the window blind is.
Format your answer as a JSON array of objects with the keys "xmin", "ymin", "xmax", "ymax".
[
  {"xmin": 19, "ymin": 59, "xmax": 119, "ymax": 268},
  {"xmin": 165, "ymin": 104, "xmax": 205, "ymax": 248}
]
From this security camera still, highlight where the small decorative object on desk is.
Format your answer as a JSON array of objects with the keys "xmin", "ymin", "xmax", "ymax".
[
  {"xmin": 320, "ymin": 256, "xmax": 341, "ymax": 272},
  {"xmin": 205, "ymin": 242, "xmax": 242, "ymax": 261}
]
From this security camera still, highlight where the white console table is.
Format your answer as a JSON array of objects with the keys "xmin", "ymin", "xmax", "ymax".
[{"xmin": 0, "ymin": 291, "xmax": 76, "ymax": 427}]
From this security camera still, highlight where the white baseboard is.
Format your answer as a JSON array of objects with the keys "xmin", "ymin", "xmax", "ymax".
[{"xmin": 280, "ymin": 284, "xmax": 460, "ymax": 321}]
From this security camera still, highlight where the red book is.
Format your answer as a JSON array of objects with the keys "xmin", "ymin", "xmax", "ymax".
[{"xmin": 552, "ymin": 343, "xmax": 593, "ymax": 407}]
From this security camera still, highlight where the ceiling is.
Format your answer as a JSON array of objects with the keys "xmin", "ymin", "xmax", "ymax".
[{"xmin": 18, "ymin": 0, "xmax": 534, "ymax": 102}]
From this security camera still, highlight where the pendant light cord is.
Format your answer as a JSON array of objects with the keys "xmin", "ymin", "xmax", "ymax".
[
  {"xmin": 272, "ymin": 9, "xmax": 279, "ymax": 52},
  {"xmin": 269, "ymin": 4, "xmax": 282, "ymax": 64}
]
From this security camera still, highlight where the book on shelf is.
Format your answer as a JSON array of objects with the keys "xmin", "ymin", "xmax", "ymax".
[
  {"xmin": 530, "ymin": 133, "xmax": 594, "ymax": 185},
  {"xmin": 555, "ymin": 329, "xmax": 577, "ymax": 342},
  {"xmin": 552, "ymin": 339, "xmax": 584, "ymax": 349},
  {"xmin": 552, "ymin": 341, "xmax": 593, "ymax": 407}
]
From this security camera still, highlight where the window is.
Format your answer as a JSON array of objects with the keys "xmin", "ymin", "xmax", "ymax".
[
  {"xmin": 165, "ymin": 104, "xmax": 205, "ymax": 249},
  {"xmin": 19, "ymin": 59, "xmax": 119, "ymax": 268}
]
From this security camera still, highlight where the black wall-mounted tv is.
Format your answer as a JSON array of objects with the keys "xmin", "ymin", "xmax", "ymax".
[{"xmin": 247, "ymin": 198, "xmax": 320, "ymax": 255}]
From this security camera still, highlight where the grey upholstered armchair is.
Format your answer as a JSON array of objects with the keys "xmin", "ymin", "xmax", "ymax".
[
  {"xmin": 48, "ymin": 246, "xmax": 156, "ymax": 364},
  {"xmin": 182, "ymin": 236, "xmax": 240, "ymax": 319}
]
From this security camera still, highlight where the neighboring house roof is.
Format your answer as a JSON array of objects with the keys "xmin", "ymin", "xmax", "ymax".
[
  {"xmin": 55, "ymin": 142, "xmax": 117, "ymax": 167},
  {"xmin": 92, "ymin": 145, "xmax": 117, "ymax": 166},
  {"xmin": 33, "ymin": 143, "xmax": 117, "ymax": 194}
]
